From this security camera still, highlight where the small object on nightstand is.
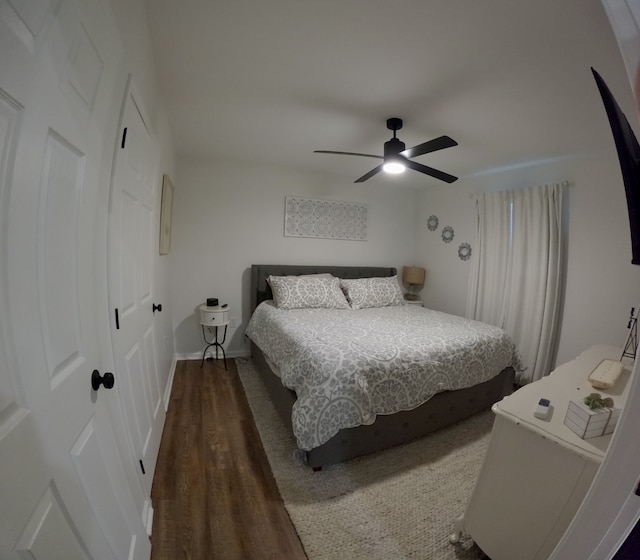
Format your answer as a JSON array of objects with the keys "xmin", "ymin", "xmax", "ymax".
[{"xmin": 533, "ymin": 398, "xmax": 551, "ymax": 419}]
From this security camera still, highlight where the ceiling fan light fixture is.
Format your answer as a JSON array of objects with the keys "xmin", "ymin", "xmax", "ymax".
[
  {"xmin": 383, "ymin": 160, "xmax": 406, "ymax": 174},
  {"xmin": 383, "ymin": 135, "xmax": 406, "ymax": 174}
]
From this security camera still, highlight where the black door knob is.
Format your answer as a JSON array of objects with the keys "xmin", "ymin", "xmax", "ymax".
[
  {"xmin": 92, "ymin": 370, "xmax": 115, "ymax": 391},
  {"xmin": 153, "ymin": 303, "xmax": 162, "ymax": 313}
]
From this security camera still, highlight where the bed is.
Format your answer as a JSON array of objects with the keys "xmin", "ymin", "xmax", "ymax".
[{"xmin": 246, "ymin": 264, "xmax": 521, "ymax": 469}]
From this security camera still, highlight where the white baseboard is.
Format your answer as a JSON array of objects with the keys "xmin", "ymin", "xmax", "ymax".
[
  {"xmin": 163, "ymin": 355, "xmax": 177, "ymax": 412},
  {"xmin": 174, "ymin": 349, "xmax": 252, "ymax": 361}
]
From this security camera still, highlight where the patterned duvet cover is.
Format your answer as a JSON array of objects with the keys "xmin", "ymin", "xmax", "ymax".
[{"xmin": 246, "ymin": 301, "xmax": 523, "ymax": 451}]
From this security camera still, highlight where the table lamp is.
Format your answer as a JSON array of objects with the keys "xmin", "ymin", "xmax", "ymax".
[{"xmin": 402, "ymin": 266, "xmax": 426, "ymax": 301}]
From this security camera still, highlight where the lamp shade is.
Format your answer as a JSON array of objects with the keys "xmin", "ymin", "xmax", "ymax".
[{"xmin": 403, "ymin": 266, "xmax": 426, "ymax": 285}]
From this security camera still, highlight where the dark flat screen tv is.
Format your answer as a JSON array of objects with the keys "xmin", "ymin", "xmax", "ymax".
[{"xmin": 592, "ymin": 67, "xmax": 640, "ymax": 265}]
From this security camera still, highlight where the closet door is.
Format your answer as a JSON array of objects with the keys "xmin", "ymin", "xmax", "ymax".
[
  {"xmin": 0, "ymin": 0, "xmax": 150, "ymax": 558},
  {"xmin": 109, "ymin": 81, "xmax": 165, "ymax": 497}
]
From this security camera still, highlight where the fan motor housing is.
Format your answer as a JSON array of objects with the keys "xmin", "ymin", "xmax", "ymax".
[{"xmin": 384, "ymin": 138, "xmax": 406, "ymax": 157}]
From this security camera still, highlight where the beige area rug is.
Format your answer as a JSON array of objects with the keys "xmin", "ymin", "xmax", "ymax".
[{"xmin": 235, "ymin": 358, "xmax": 492, "ymax": 560}]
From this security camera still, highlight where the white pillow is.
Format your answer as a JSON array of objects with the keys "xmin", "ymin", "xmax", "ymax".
[
  {"xmin": 340, "ymin": 276, "xmax": 404, "ymax": 309},
  {"xmin": 268, "ymin": 275, "xmax": 350, "ymax": 309},
  {"xmin": 266, "ymin": 272, "xmax": 333, "ymax": 288}
]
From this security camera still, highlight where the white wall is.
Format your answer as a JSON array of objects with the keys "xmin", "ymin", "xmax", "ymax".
[
  {"xmin": 414, "ymin": 184, "xmax": 476, "ymax": 317},
  {"xmin": 558, "ymin": 153, "xmax": 640, "ymax": 364},
  {"xmin": 170, "ymin": 158, "xmax": 418, "ymax": 358}
]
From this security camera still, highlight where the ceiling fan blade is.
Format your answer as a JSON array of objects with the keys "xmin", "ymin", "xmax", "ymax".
[
  {"xmin": 401, "ymin": 135, "xmax": 458, "ymax": 159},
  {"xmin": 354, "ymin": 164, "xmax": 384, "ymax": 183},
  {"xmin": 405, "ymin": 160, "xmax": 458, "ymax": 183},
  {"xmin": 314, "ymin": 150, "xmax": 383, "ymax": 160}
]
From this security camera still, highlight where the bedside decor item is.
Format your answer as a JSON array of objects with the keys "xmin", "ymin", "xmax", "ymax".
[
  {"xmin": 402, "ymin": 266, "xmax": 426, "ymax": 301},
  {"xmin": 206, "ymin": 297, "xmax": 219, "ymax": 307},
  {"xmin": 458, "ymin": 242, "xmax": 472, "ymax": 261},
  {"xmin": 442, "ymin": 225, "xmax": 454, "ymax": 243},
  {"xmin": 427, "ymin": 215, "xmax": 439, "ymax": 231},
  {"xmin": 284, "ymin": 196, "xmax": 368, "ymax": 240},
  {"xmin": 159, "ymin": 174, "xmax": 174, "ymax": 255}
]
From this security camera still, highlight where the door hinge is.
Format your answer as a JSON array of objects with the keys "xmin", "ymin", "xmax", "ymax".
[
  {"xmin": 121, "ymin": 127, "xmax": 128, "ymax": 149},
  {"xmin": 139, "ymin": 460, "xmax": 145, "ymax": 475},
  {"xmin": 115, "ymin": 308, "xmax": 120, "ymax": 330}
]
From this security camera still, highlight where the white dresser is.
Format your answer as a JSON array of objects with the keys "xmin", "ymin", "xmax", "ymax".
[{"xmin": 451, "ymin": 344, "xmax": 633, "ymax": 560}]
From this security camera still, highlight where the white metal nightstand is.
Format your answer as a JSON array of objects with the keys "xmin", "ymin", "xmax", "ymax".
[{"xmin": 199, "ymin": 304, "xmax": 230, "ymax": 369}]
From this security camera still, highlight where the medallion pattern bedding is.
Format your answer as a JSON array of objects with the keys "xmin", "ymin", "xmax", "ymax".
[{"xmin": 246, "ymin": 301, "xmax": 523, "ymax": 451}]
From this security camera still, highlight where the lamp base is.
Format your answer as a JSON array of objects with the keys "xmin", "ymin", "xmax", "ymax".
[{"xmin": 404, "ymin": 293, "xmax": 420, "ymax": 301}]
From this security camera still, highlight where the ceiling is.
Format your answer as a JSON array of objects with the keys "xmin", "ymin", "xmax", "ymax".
[{"xmin": 144, "ymin": 0, "xmax": 631, "ymax": 186}]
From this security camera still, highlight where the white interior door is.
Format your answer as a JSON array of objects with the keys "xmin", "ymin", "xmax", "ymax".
[
  {"xmin": 109, "ymin": 82, "xmax": 165, "ymax": 497},
  {"xmin": 0, "ymin": 1, "xmax": 150, "ymax": 558}
]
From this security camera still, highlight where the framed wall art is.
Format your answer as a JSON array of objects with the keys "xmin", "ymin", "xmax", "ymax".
[{"xmin": 284, "ymin": 196, "xmax": 368, "ymax": 241}]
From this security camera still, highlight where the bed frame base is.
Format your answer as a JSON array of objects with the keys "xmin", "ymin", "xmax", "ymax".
[{"xmin": 251, "ymin": 341, "xmax": 514, "ymax": 470}]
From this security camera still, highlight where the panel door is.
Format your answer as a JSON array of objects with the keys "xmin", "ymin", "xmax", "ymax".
[
  {"xmin": 109, "ymin": 82, "xmax": 165, "ymax": 496},
  {"xmin": 0, "ymin": 1, "xmax": 150, "ymax": 558}
]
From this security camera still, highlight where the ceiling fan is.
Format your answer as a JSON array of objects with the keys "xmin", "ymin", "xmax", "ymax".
[{"xmin": 314, "ymin": 117, "xmax": 458, "ymax": 183}]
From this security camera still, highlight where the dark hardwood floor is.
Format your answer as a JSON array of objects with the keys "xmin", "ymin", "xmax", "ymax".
[{"xmin": 150, "ymin": 358, "xmax": 307, "ymax": 560}]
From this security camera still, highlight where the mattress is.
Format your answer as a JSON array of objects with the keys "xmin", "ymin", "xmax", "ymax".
[{"xmin": 246, "ymin": 301, "xmax": 523, "ymax": 451}]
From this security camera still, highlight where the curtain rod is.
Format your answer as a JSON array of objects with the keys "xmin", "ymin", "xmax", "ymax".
[{"xmin": 468, "ymin": 180, "xmax": 572, "ymax": 198}]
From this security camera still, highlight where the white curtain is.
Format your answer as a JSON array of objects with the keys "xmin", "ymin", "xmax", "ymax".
[{"xmin": 466, "ymin": 183, "xmax": 564, "ymax": 384}]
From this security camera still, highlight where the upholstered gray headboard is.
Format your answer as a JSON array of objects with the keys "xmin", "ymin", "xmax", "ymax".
[{"xmin": 250, "ymin": 264, "xmax": 397, "ymax": 312}]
